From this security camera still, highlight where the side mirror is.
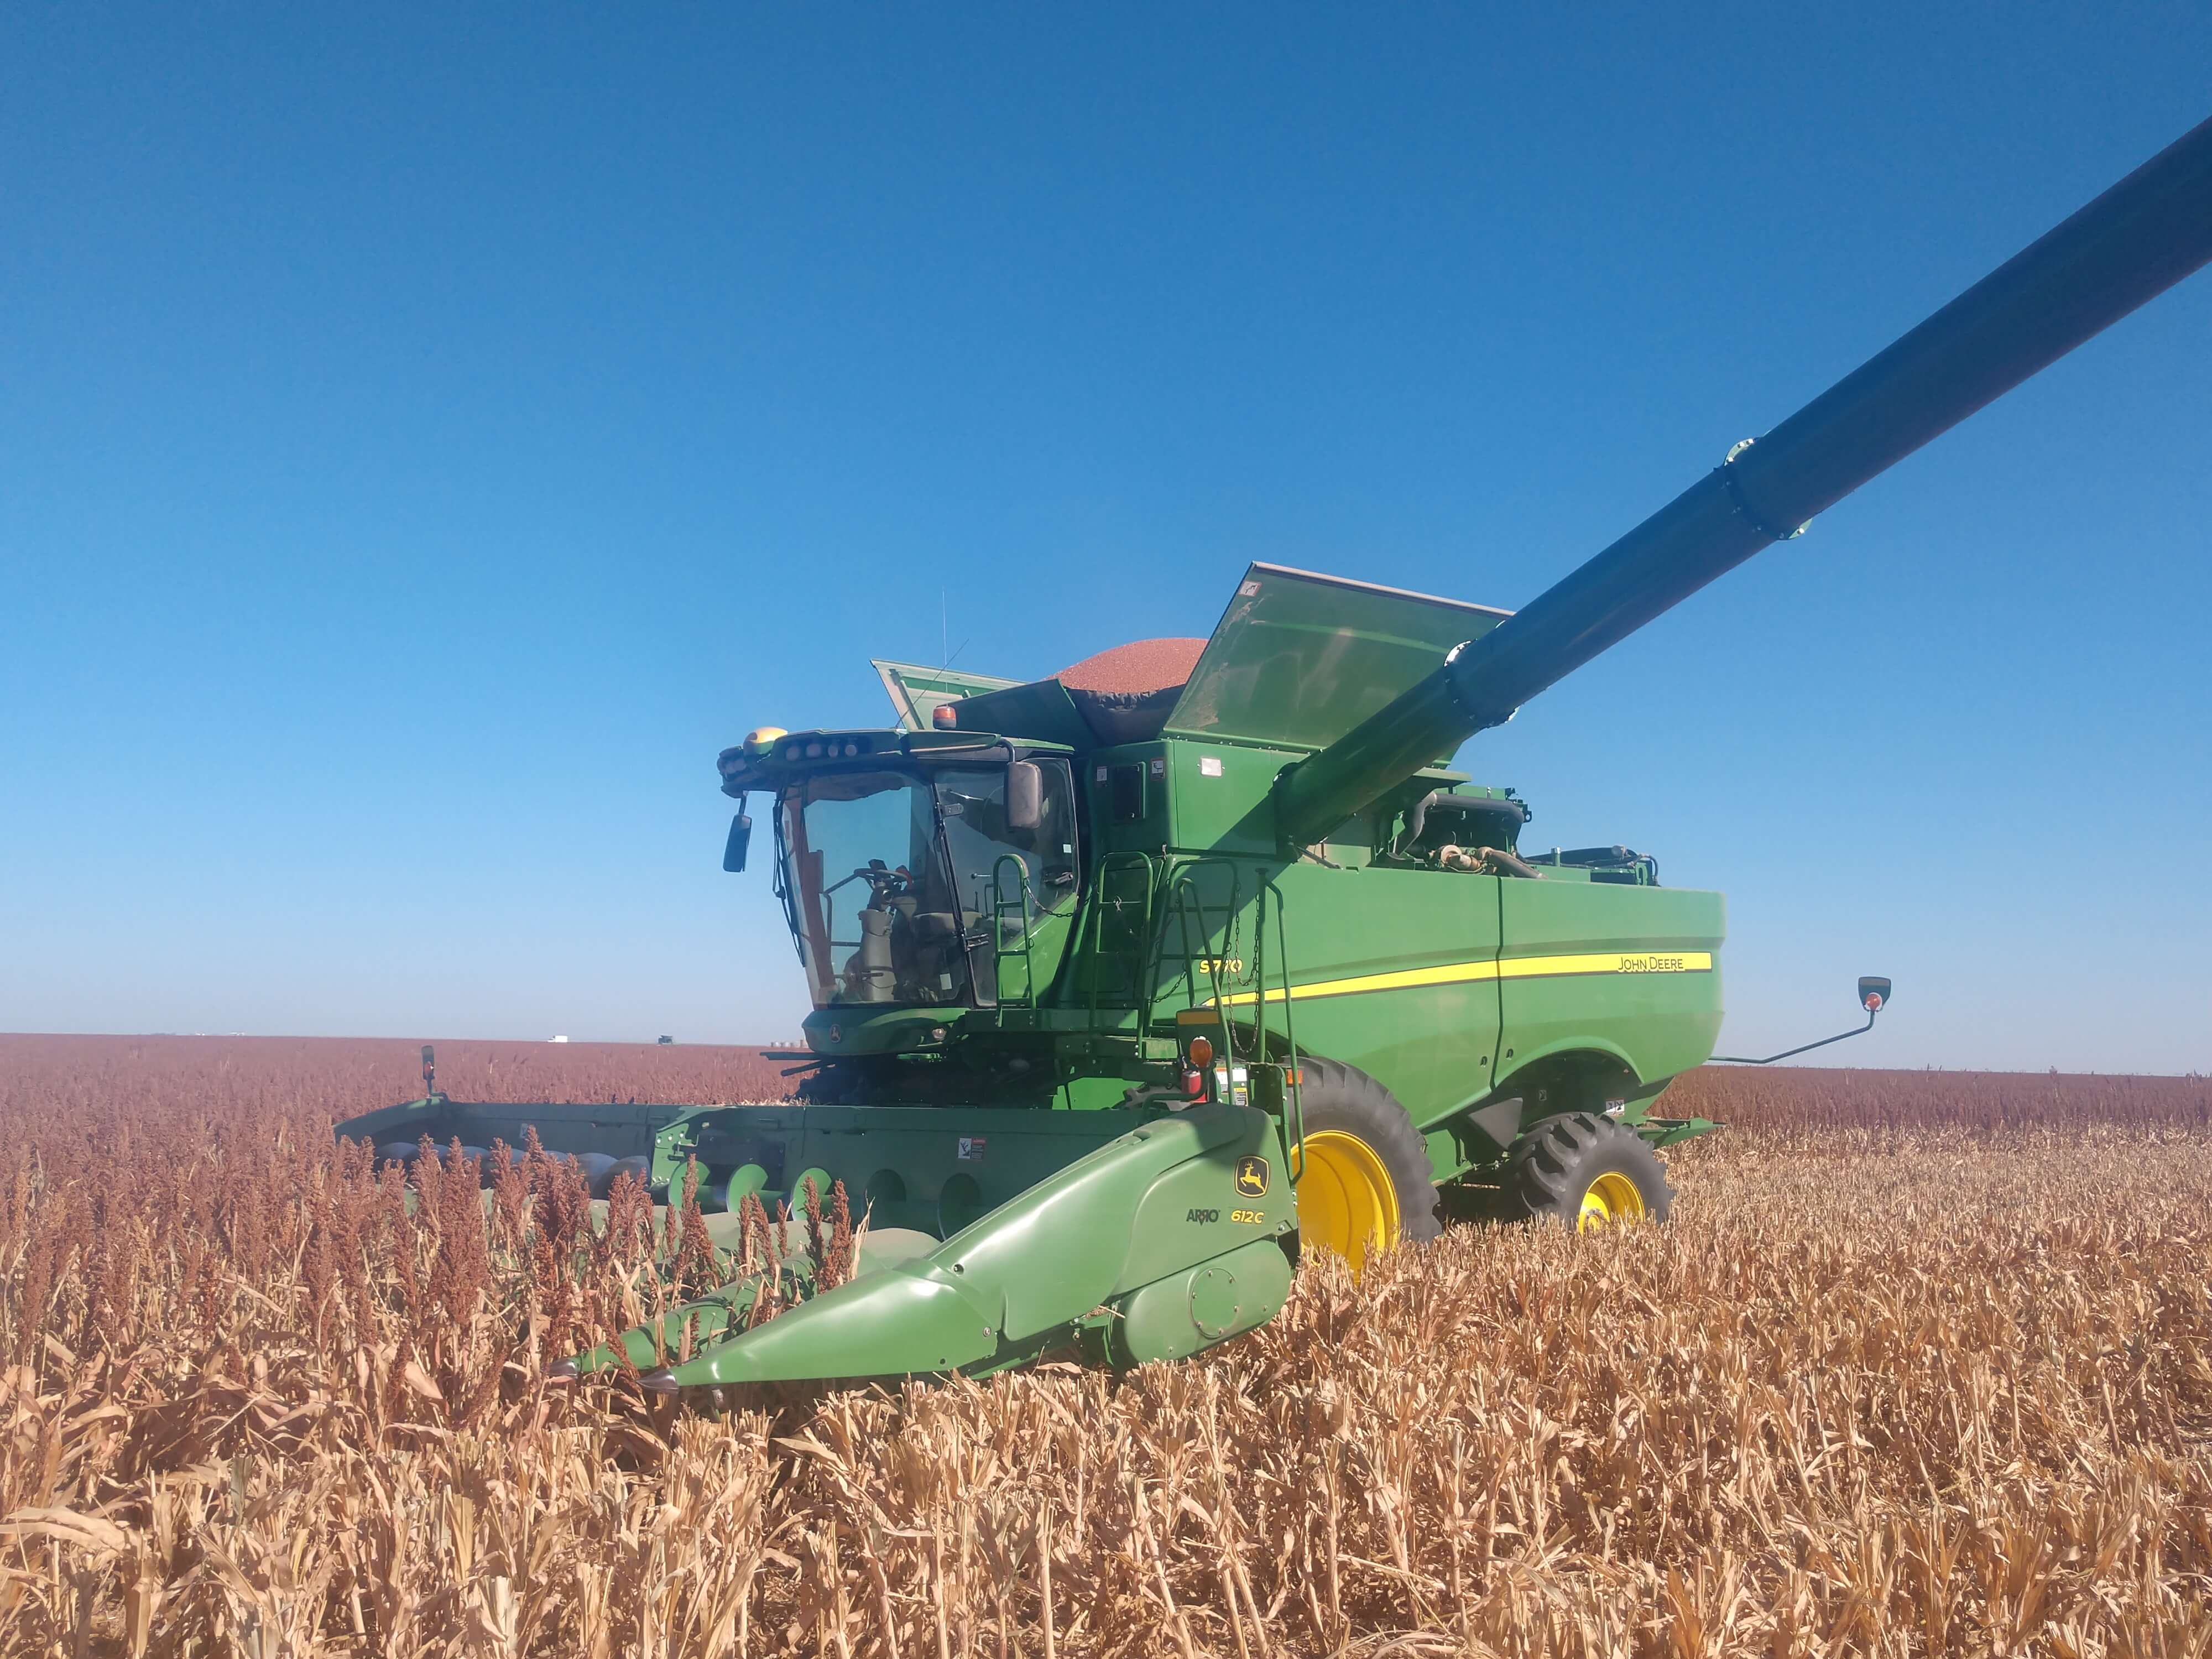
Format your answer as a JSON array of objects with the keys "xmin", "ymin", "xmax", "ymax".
[
  {"xmin": 420, "ymin": 1044, "xmax": 436, "ymax": 1094},
  {"xmin": 723, "ymin": 810, "xmax": 753, "ymax": 874},
  {"xmin": 1006, "ymin": 760, "xmax": 1043, "ymax": 833},
  {"xmin": 1715, "ymin": 972, "xmax": 1895, "ymax": 1065}
]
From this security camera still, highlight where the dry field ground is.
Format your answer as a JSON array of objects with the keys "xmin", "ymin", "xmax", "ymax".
[{"xmin": 1, "ymin": 1035, "xmax": 2208, "ymax": 1657}]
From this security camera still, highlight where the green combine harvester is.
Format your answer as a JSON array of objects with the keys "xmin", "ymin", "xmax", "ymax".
[{"xmin": 338, "ymin": 115, "xmax": 2212, "ymax": 1391}]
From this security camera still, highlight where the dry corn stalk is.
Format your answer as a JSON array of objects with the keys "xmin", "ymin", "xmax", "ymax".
[{"xmin": 1, "ymin": 1041, "xmax": 2209, "ymax": 1654}]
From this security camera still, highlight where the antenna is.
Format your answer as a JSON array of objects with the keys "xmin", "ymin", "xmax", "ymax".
[{"xmin": 935, "ymin": 588, "xmax": 968, "ymax": 673}]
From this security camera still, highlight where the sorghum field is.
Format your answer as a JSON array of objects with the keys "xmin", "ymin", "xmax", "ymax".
[{"xmin": 2, "ymin": 1035, "xmax": 2208, "ymax": 1657}]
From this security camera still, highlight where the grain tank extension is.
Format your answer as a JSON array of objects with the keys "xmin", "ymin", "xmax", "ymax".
[{"xmin": 336, "ymin": 114, "xmax": 2212, "ymax": 1389}]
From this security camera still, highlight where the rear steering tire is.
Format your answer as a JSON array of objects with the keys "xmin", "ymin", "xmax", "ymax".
[
  {"xmin": 1502, "ymin": 1113, "xmax": 1672, "ymax": 1230},
  {"xmin": 1288, "ymin": 1058, "xmax": 1441, "ymax": 1270}
]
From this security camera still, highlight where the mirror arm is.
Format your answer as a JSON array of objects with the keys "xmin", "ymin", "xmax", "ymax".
[{"xmin": 1712, "ymin": 1006, "xmax": 1880, "ymax": 1066}]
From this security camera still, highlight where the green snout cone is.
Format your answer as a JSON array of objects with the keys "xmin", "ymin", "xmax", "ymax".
[{"xmin": 661, "ymin": 1261, "xmax": 1000, "ymax": 1385}]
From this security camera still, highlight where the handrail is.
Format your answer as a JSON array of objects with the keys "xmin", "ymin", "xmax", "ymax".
[
  {"xmin": 1150, "ymin": 857, "xmax": 1245, "ymax": 1066},
  {"xmin": 1153, "ymin": 862, "xmax": 1305, "ymax": 1180},
  {"xmin": 986, "ymin": 853, "xmax": 1039, "ymax": 1008},
  {"xmin": 1258, "ymin": 878, "xmax": 1305, "ymax": 1185},
  {"xmin": 1078, "ymin": 851, "xmax": 1159, "ymax": 1034}
]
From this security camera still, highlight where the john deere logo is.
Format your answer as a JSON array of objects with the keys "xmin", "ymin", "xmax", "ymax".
[{"xmin": 1234, "ymin": 1156, "xmax": 1269, "ymax": 1197}]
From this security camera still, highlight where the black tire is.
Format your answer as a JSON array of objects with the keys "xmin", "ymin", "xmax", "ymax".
[
  {"xmin": 1503, "ymin": 1113, "xmax": 1672, "ymax": 1228},
  {"xmin": 1290, "ymin": 1057, "xmax": 1442, "ymax": 1251}
]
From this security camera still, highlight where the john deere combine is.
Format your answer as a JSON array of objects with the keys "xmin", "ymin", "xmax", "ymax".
[{"xmin": 338, "ymin": 115, "xmax": 2212, "ymax": 1390}]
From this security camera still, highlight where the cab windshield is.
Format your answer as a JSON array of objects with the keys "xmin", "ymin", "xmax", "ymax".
[{"xmin": 776, "ymin": 763, "xmax": 1075, "ymax": 1008}]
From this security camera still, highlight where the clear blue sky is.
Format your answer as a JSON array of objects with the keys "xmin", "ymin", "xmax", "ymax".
[{"xmin": 4, "ymin": 6, "xmax": 2208, "ymax": 1071}]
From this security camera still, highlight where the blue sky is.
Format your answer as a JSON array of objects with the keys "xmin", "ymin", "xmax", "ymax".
[{"xmin": 3, "ymin": 6, "xmax": 2207, "ymax": 1071}]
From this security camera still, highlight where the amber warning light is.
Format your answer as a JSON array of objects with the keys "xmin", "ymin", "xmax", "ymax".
[{"xmin": 1181, "ymin": 1034, "xmax": 1214, "ymax": 1100}]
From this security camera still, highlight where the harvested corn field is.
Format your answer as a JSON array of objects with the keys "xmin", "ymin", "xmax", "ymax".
[{"xmin": 1, "ymin": 1039, "xmax": 2209, "ymax": 1655}]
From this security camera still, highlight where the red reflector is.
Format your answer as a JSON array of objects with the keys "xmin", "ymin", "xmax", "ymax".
[{"xmin": 1182, "ymin": 1068, "xmax": 1206, "ymax": 1098}]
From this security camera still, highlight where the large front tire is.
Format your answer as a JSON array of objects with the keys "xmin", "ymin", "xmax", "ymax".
[
  {"xmin": 1288, "ymin": 1058, "xmax": 1441, "ymax": 1271},
  {"xmin": 1503, "ymin": 1113, "xmax": 1672, "ymax": 1230}
]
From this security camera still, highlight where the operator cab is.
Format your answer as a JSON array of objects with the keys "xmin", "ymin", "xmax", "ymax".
[{"xmin": 721, "ymin": 731, "xmax": 1079, "ymax": 1010}]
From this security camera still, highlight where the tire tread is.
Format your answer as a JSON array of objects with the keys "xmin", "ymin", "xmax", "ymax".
[
  {"xmin": 1503, "ymin": 1112, "xmax": 1672, "ymax": 1225},
  {"xmin": 1291, "ymin": 1058, "xmax": 1442, "ymax": 1246}
]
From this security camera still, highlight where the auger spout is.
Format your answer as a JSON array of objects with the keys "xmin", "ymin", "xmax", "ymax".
[{"xmin": 1277, "ymin": 114, "xmax": 2212, "ymax": 847}]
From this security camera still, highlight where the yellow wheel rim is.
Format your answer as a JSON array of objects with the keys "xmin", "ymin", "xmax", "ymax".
[
  {"xmin": 1293, "ymin": 1130, "xmax": 1401, "ymax": 1272},
  {"xmin": 1578, "ymin": 1171, "xmax": 1647, "ymax": 1232}
]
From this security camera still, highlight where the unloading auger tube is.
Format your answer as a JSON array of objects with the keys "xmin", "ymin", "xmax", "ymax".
[{"xmin": 1277, "ymin": 114, "xmax": 2212, "ymax": 847}]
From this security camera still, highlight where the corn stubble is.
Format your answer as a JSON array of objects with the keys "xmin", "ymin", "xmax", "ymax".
[{"xmin": 1, "ymin": 1045, "xmax": 2209, "ymax": 1656}]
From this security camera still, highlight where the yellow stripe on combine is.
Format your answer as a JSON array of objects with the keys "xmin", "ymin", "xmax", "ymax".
[{"xmin": 1216, "ymin": 950, "xmax": 1713, "ymax": 1008}]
